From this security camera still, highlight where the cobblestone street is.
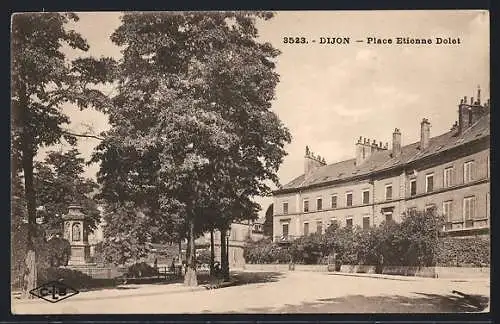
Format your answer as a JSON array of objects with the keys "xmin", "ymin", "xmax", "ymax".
[{"xmin": 12, "ymin": 271, "xmax": 490, "ymax": 314}]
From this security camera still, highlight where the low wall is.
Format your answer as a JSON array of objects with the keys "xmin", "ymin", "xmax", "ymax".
[
  {"xmin": 242, "ymin": 263, "xmax": 489, "ymax": 279},
  {"xmin": 243, "ymin": 264, "xmax": 290, "ymax": 272},
  {"xmin": 435, "ymin": 266, "xmax": 490, "ymax": 279},
  {"xmin": 381, "ymin": 266, "xmax": 437, "ymax": 278},
  {"xmin": 64, "ymin": 265, "xmax": 122, "ymax": 279},
  {"xmin": 340, "ymin": 265, "xmax": 376, "ymax": 274}
]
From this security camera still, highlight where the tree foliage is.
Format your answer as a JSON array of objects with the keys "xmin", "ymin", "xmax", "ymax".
[
  {"xmin": 93, "ymin": 12, "xmax": 291, "ymax": 285},
  {"xmin": 11, "ymin": 12, "xmax": 116, "ymax": 296},
  {"xmin": 34, "ymin": 149, "xmax": 101, "ymax": 233}
]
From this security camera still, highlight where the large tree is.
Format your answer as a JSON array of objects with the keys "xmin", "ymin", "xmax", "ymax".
[
  {"xmin": 94, "ymin": 11, "xmax": 291, "ymax": 286},
  {"xmin": 34, "ymin": 149, "xmax": 101, "ymax": 233},
  {"xmin": 11, "ymin": 13, "xmax": 115, "ymax": 297}
]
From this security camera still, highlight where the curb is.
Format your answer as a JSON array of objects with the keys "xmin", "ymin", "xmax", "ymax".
[{"xmin": 327, "ymin": 272, "xmax": 426, "ymax": 281}]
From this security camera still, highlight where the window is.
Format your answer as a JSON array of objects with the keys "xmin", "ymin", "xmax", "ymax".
[
  {"xmin": 346, "ymin": 217, "xmax": 353, "ymax": 228},
  {"xmin": 407, "ymin": 207, "xmax": 417, "ymax": 216},
  {"xmin": 425, "ymin": 204, "xmax": 436, "ymax": 213},
  {"xmin": 463, "ymin": 196, "xmax": 476, "ymax": 220},
  {"xmin": 487, "ymin": 155, "xmax": 490, "ymax": 178},
  {"xmin": 385, "ymin": 185, "xmax": 393, "ymax": 200},
  {"xmin": 443, "ymin": 201, "xmax": 453, "ymax": 222},
  {"xmin": 303, "ymin": 200, "xmax": 309, "ymax": 213},
  {"xmin": 283, "ymin": 202, "xmax": 288, "ymax": 215},
  {"xmin": 426, "ymin": 174, "xmax": 434, "ymax": 193},
  {"xmin": 487, "ymin": 192, "xmax": 490, "ymax": 220},
  {"xmin": 464, "ymin": 161, "xmax": 474, "ymax": 183},
  {"xmin": 331, "ymin": 195, "xmax": 338, "ymax": 208},
  {"xmin": 317, "ymin": 198, "xmax": 323, "ymax": 211},
  {"xmin": 282, "ymin": 223, "xmax": 289, "ymax": 237},
  {"xmin": 444, "ymin": 167, "xmax": 453, "ymax": 187},
  {"xmin": 303, "ymin": 222, "xmax": 309, "ymax": 236},
  {"xmin": 384, "ymin": 212, "xmax": 393, "ymax": 222},
  {"xmin": 316, "ymin": 221, "xmax": 323, "ymax": 233},
  {"xmin": 410, "ymin": 179, "xmax": 417, "ymax": 196},
  {"xmin": 346, "ymin": 192, "xmax": 353, "ymax": 207},
  {"xmin": 362, "ymin": 216, "xmax": 370, "ymax": 229},
  {"xmin": 362, "ymin": 190, "xmax": 370, "ymax": 204}
]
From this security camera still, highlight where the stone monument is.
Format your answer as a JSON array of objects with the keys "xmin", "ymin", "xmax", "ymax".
[{"xmin": 62, "ymin": 204, "xmax": 91, "ymax": 265}]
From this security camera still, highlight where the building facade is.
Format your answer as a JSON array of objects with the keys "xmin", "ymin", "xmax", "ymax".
[
  {"xmin": 195, "ymin": 218, "xmax": 266, "ymax": 268},
  {"xmin": 273, "ymin": 90, "xmax": 490, "ymax": 242}
]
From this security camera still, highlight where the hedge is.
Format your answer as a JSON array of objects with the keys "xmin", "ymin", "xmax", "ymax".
[
  {"xmin": 436, "ymin": 236, "xmax": 490, "ymax": 267},
  {"xmin": 244, "ymin": 210, "xmax": 490, "ymax": 267}
]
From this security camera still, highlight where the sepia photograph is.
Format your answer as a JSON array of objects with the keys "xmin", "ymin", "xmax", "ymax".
[{"xmin": 10, "ymin": 10, "xmax": 490, "ymax": 314}]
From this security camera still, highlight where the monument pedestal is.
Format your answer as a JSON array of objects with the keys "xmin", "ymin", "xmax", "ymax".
[
  {"xmin": 63, "ymin": 204, "xmax": 92, "ymax": 266},
  {"xmin": 68, "ymin": 243, "xmax": 91, "ymax": 265}
]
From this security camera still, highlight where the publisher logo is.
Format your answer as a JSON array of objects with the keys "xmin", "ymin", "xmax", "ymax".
[{"xmin": 29, "ymin": 281, "xmax": 79, "ymax": 303}]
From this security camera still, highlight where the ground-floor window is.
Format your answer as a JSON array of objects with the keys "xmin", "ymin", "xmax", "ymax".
[
  {"xmin": 282, "ymin": 223, "xmax": 289, "ymax": 237},
  {"xmin": 362, "ymin": 216, "xmax": 370, "ymax": 229}
]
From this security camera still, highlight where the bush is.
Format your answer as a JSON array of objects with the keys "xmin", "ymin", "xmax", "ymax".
[
  {"xmin": 36, "ymin": 267, "xmax": 115, "ymax": 290},
  {"xmin": 126, "ymin": 262, "xmax": 159, "ymax": 278},
  {"xmin": 244, "ymin": 238, "xmax": 290, "ymax": 264},
  {"xmin": 289, "ymin": 233, "xmax": 325, "ymax": 264},
  {"xmin": 243, "ymin": 209, "xmax": 488, "ymax": 268},
  {"xmin": 196, "ymin": 249, "xmax": 212, "ymax": 265},
  {"xmin": 46, "ymin": 236, "xmax": 71, "ymax": 267},
  {"xmin": 436, "ymin": 236, "xmax": 490, "ymax": 267}
]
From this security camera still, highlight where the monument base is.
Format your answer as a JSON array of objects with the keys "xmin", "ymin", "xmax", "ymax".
[{"xmin": 68, "ymin": 244, "xmax": 91, "ymax": 265}]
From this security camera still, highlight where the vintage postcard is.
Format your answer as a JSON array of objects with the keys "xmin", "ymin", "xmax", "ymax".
[{"xmin": 11, "ymin": 10, "xmax": 490, "ymax": 314}]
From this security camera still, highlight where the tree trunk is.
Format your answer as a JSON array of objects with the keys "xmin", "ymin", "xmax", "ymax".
[
  {"xmin": 210, "ymin": 227, "xmax": 215, "ymax": 276},
  {"xmin": 220, "ymin": 228, "xmax": 230, "ymax": 282},
  {"xmin": 21, "ymin": 123, "xmax": 37, "ymax": 299},
  {"xmin": 184, "ymin": 218, "xmax": 197, "ymax": 287}
]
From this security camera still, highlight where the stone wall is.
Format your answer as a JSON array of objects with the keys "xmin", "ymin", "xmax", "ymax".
[{"xmin": 242, "ymin": 263, "xmax": 490, "ymax": 279}]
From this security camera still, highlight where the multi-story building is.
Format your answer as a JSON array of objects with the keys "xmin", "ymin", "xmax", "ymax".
[{"xmin": 273, "ymin": 90, "xmax": 490, "ymax": 242}]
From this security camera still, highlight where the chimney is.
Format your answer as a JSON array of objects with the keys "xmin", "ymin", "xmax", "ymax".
[
  {"xmin": 392, "ymin": 128, "xmax": 402, "ymax": 157},
  {"xmin": 477, "ymin": 85, "xmax": 481, "ymax": 105},
  {"xmin": 420, "ymin": 118, "xmax": 431, "ymax": 150},
  {"xmin": 356, "ymin": 136, "xmax": 387, "ymax": 165},
  {"xmin": 457, "ymin": 87, "xmax": 489, "ymax": 134},
  {"xmin": 304, "ymin": 146, "xmax": 326, "ymax": 179}
]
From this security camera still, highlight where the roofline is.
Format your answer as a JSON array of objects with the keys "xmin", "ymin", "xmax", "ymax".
[{"xmin": 273, "ymin": 134, "xmax": 489, "ymax": 195}]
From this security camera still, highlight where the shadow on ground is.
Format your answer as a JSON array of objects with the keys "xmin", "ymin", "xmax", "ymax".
[
  {"xmin": 230, "ymin": 271, "xmax": 284, "ymax": 286},
  {"xmin": 242, "ymin": 292, "xmax": 489, "ymax": 313},
  {"xmin": 124, "ymin": 271, "xmax": 283, "ymax": 288}
]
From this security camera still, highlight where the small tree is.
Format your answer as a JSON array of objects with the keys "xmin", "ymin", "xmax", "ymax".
[{"xmin": 399, "ymin": 208, "xmax": 444, "ymax": 266}]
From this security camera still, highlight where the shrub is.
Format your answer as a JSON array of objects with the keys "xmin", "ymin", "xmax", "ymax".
[
  {"xmin": 243, "ymin": 209, "xmax": 487, "ymax": 268},
  {"xmin": 244, "ymin": 238, "xmax": 290, "ymax": 264},
  {"xmin": 126, "ymin": 262, "xmax": 159, "ymax": 278},
  {"xmin": 289, "ymin": 233, "xmax": 325, "ymax": 264},
  {"xmin": 436, "ymin": 236, "xmax": 490, "ymax": 267},
  {"xmin": 196, "ymin": 249, "xmax": 212, "ymax": 265},
  {"xmin": 36, "ymin": 267, "xmax": 115, "ymax": 290},
  {"xmin": 46, "ymin": 236, "xmax": 71, "ymax": 267}
]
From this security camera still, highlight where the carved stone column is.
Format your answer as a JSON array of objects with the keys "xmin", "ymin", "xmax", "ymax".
[{"xmin": 62, "ymin": 205, "xmax": 91, "ymax": 265}]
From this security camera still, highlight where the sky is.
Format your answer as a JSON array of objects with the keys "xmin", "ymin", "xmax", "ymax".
[{"xmin": 38, "ymin": 10, "xmax": 490, "ymax": 219}]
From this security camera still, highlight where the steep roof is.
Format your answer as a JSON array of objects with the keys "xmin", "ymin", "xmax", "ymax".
[{"xmin": 279, "ymin": 113, "xmax": 490, "ymax": 192}]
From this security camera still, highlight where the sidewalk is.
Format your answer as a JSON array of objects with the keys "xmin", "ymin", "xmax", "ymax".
[
  {"xmin": 12, "ymin": 283, "xmax": 206, "ymax": 304},
  {"xmin": 325, "ymin": 271, "xmax": 489, "ymax": 282}
]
